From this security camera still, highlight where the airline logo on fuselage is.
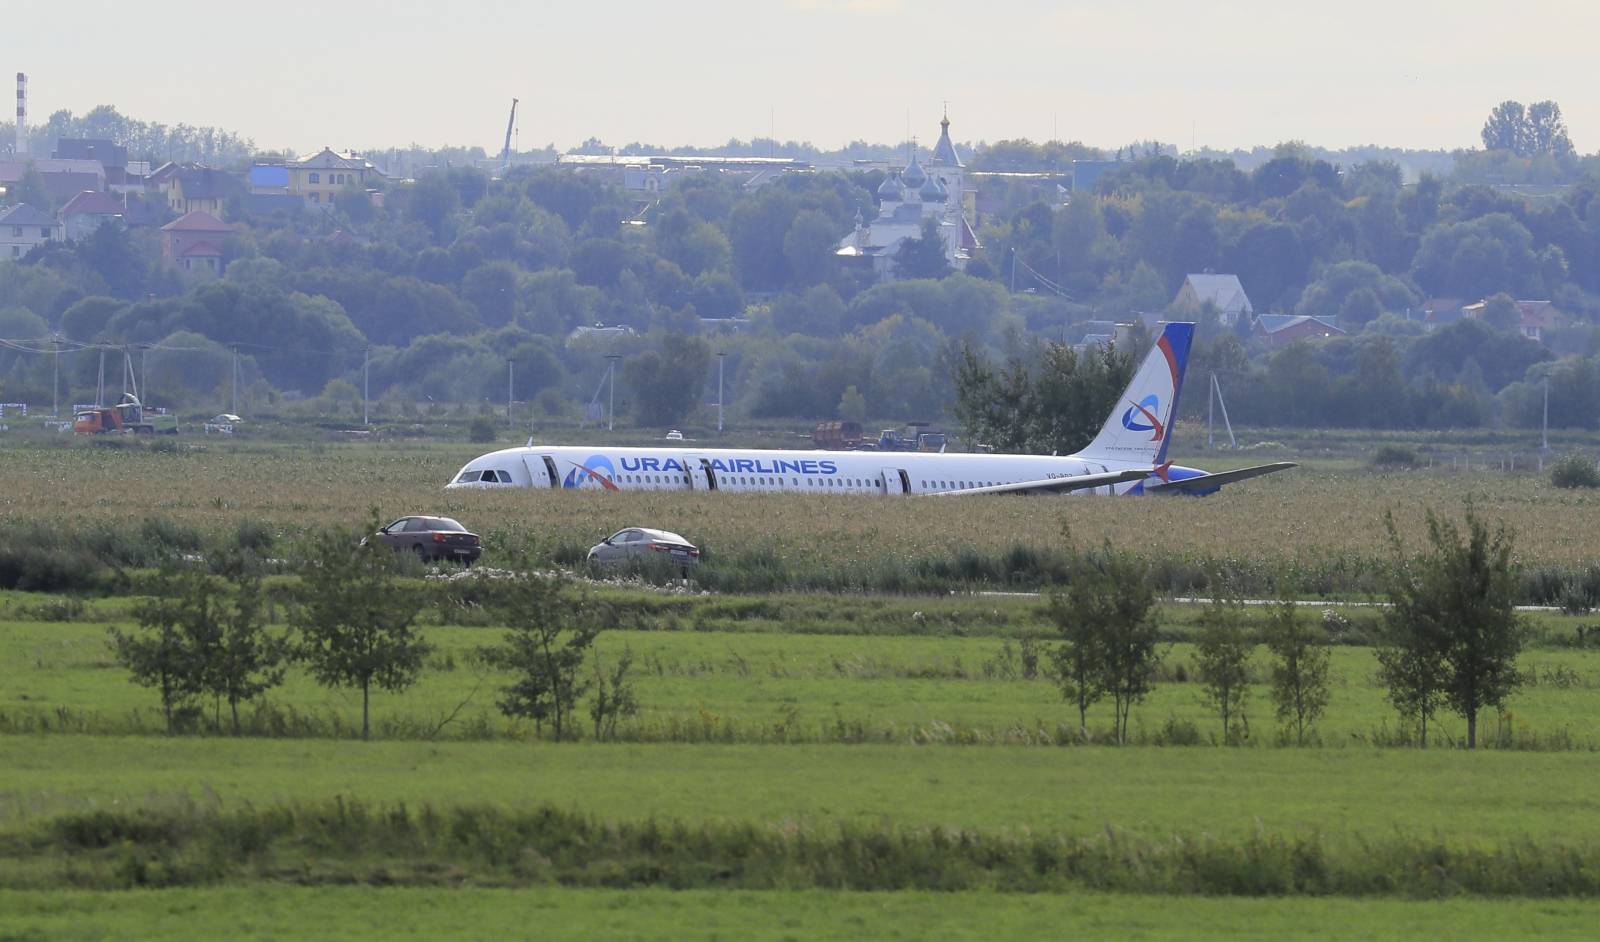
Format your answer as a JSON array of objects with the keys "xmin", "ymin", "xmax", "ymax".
[
  {"xmin": 563, "ymin": 455, "xmax": 620, "ymax": 489},
  {"xmin": 620, "ymin": 455, "xmax": 839, "ymax": 476}
]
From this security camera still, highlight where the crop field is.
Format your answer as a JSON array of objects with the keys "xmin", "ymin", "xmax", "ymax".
[
  {"xmin": 4, "ymin": 435, "xmax": 1600, "ymax": 933},
  {"xmin": 2, "ymin": 437, "xmax": 1598, "ymax": 577}
]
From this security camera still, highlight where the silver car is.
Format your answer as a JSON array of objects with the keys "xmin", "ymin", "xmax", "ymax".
[{"xmin": 587, "ymin": 527, "xmax": 700, "ymax": 569}]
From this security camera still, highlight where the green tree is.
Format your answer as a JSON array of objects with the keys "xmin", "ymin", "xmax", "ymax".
[
  {"xmin": 626, "ymin": 333, "xmax": 710, "ymax": 426},
  {"xmin": 109, "ymin": 569, "xmax": 206, "ymax": 734},
  {"xmin": 1193, "ymin": 583, "xmax": 1253, "ymax": 743},
  {"xmin": 588, "ymin": 647, "xmax": 639, "ymax": 741},
  {"xmin": 481, "ymin": 573, "xmax": 598, "ymax": 741},
  {"xmin": 1479, "ymin": 293, "xmax": 1519, "ymax": 333},
  {"xmin": 1261, "ymin": 598, "xmax": 1330, "ymax": 745},
  {"xmin": 953, "ymin": 340, "xmax": 1133, "ymax": 455},
  {"xmin": 1481, "ymin": 101, "xmax": 1528, "ymax": 153},
  {"xmin": 894, "ymin": 217, "xmax": 952, "ymax": 280},
  {"xmin": 837, "ymin": 384, "xmax": 867, "ymax": 422},
  {"xmin": 1046, "ymin": 563, "xmax": 1109, "ymax": 739},
  {"xmin": 782, "ymin": 209, "xmax": 841, "ymax": 288},
  {"xmin": 293, "ymin": 511, "xmax": 431, "ymax": 740},
  {"xmin": 201, "ymin": 559, "xmax": 289, "ymax": 734},
  {"xmin": 1048, "ymin": 540, "xmax": 1159, "ymax": 743},
  {"xmin": 1379, "ymin": 506, "xmax": 1526, "ymax": 748}
]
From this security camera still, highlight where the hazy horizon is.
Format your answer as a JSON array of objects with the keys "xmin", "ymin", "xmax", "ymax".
[{"xmin": 8, "ymin": 0, "xmax": 1595, "ymax": 157}]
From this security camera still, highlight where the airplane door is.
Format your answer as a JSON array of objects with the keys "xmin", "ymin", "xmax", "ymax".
[
  {"xmin": 685, "ymin": 455, "xmax": 717, "ymax": 491},
  {"xmin": 522, "ymin": 454, "xmax": 560, "ymax": 489},
  {"xmin": 881, "ymin": 467, "xmax": 911, "ymax": 495}
]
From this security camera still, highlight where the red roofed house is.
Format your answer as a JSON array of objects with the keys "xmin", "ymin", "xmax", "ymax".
[
  {"xmin": 1461, "ymin": 298, "xmax": 1565, "ymax": 343},
  {"xmin": 1253, "ymin": 314, "xmax": 1346, "ymax": 349},
  {"xmin": 161, "ymin": 211, "xmax": 236, "ymax": 276},
  {"xmin": 61, "ymin": 190, "xmax": 125, "ymax": 240}
]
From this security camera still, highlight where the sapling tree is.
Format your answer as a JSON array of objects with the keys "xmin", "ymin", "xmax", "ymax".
[
  {"xmin": 1193, "ymin": 579, "xmax": 1253, "ymax": 743},
  {"xmin": 1262, "ymin": 597, "xmax": 1330, "ymax": 745},
  {"xmin": 1379, "ymin": 505, "xmax": 1525, "ymax": 748},
  {"xmin": 1049, "ymin": 539, "xmax": 1160, "ymax": 743},
  {"xmin": 294, "ymin": 510, "xmax": 430, "ymax": 740},
  {"xmin": 481, "ymin": 568, "xmax": 599, "ymax": 741}
]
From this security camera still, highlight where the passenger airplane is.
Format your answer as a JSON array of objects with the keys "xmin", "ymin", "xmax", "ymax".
[{"xmin": 446, "ymin": 322, "xmax": 1294, "ymax": 497}]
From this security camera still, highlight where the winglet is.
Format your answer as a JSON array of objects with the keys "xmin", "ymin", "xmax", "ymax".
[{"xmin": 1154, "ymin": 460, "xmax": 1173, "ymax": 482}]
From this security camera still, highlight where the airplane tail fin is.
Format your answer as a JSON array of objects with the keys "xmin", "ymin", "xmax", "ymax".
[{"xmin": 1078, "ymin": 322, "xmax": 1195, "ymax": 465}]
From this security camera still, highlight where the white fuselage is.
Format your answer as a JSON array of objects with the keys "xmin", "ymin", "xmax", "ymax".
[{"xmin": 447, "ymin": 444, "xmax": 1193, "ymax": 496}]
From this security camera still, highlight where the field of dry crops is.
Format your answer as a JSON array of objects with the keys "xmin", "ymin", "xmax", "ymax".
[{"xmin": 1, "ymin": 437, "xmax": 1596, "ymax": 569}]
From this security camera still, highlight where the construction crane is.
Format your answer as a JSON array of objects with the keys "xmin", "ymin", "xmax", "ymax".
[{"xmin": 500, "ymin": 98, "xmax": 519, "ymax": 177}]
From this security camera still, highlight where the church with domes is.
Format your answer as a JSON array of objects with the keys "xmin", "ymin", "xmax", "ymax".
[{"xmin": 836, "ymin": 111, "xmax": 979, "ymax": 282}]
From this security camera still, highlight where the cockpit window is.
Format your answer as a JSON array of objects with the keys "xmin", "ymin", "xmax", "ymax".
[
  {"xmin": 495, "ymin": 470, "xmax": 512, "ymax": 484},
  {"xmin": 455, "ymin": 471, "xmax": 478, "ymax": 483}
]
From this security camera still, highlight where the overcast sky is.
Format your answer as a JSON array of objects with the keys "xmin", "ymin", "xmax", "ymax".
[{"xmin": 8, "ymin": 0, "xmax": 1595, "ymax": 155}]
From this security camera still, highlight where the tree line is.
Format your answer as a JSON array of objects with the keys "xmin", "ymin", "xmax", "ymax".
[
  {"xmin": 1043, "ymin": 503, "xmax": 1525, "ymax": 749},
  {"xmin": 108, "ymin": 503, "xmax": 1527, "ymax": 750},
  {"xmin": 112, "ymin": 512, "xmax": 635, "ymax": 742},
  {"xmin": 4, "ymin": 99, "xmax": 1600, "ymax": 429}
]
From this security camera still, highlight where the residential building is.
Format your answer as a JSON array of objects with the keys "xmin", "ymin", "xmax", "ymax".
[
  {"xmin": 53, "ymin": 139, "xmax": 130, "ymax": 185},
  {"xmin": 160, "ymin": 210, "xmax": 236, "ymax": 275},
  {"xmin": 1173, "ymin": 273, "xmax": 1253, "ymax": 325},
  {"xmin": 60, "ymin": 190, "xmax": 125, "ymax": 240},
  {"xmin": 0, "ymin": 158, "xmax": 107, "ymax": 203},
  {"xmin": 286, "ymin": 149, "xmax": 384, "ymax": 206},
  {"xmin": 1419, "ymin": 298, "xmax": 1466, "ymax": 329},
  {"xmin": 0, "ymin": 203, "xmax": 64, "ymax": 258},
  {"xmin": 1461, "ymin": 298, "xmax": 1565, "ymax": 342},
  {"xmin": 159, "ymin": 166, "xmax": 246, "ymax": 218},
  {"xmin": 1253, "ymin": 314, "xmax": 1344, "ymax": 348},
  {"xmin": 248, "ymin": 163, "xmax": 290, "ymax": 194}
]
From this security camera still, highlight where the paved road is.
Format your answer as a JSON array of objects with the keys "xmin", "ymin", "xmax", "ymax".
[{"xmin": 976, "ymin": 591, "xmax": 1561, "ymax": 613}]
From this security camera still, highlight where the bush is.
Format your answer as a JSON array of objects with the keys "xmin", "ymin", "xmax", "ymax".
[
  {"xmin": 1550, "ymin": 453, "xmax": 1600, "ymax": 489},
  {"xmin": 1369, "ymin": 444, "xmax": 1419, "ymax": 469},
  {"xmin": 467, "ymin": 416, "xmax": 499, "ymax": 444}
]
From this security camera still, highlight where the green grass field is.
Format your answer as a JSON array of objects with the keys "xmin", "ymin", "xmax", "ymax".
[
  {"xmin": 7, "ymin": 737, "xmax": 1600, "ymax": 843},
  {"xmin": 5, "ymin": 887, "xmax": 1599, "ymax": 941},
  {"xmin": 5, "ymin": 614, "xmax": 1598, "ymax": 746}
]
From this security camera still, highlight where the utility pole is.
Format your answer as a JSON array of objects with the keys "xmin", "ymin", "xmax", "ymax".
[
  {"xmin": 231, "ymin": 345, "xmax": 239, "ymax": 417},
  {"xmin": 1542, "ymin": 376, "xmax": 1549, "ymax": 455},
  {"xmin": 139, "ymin": 344, "xmax": 147, "ymax": 404},
  {"xmin": 1009, "ymin": 247, "xmax": 1017, "ymax": 293},
  {"xmin": 1207, "ymin": 371, "xmax": 1215, "ymax": 450},
  {"xmin": 507, "ymin": 358, "xmax": 514, "ymax": 424},
  {"xmin": 716, "ymin": 352, "xmax": 726, "ymax": 434},
  {"xmin": 362, "ymin": 345, "xmax": 370, "ymax": 427},
  {"xmin": 605, "ymin": 354, "xmax": 620, "ymax": 432},
  {"xmin": 51, "ymin": 334, "xmax": 60, "ymax": 418}
]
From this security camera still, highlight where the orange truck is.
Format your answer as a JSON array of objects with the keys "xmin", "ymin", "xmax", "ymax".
[{"xmin": 73, "ymin": 395, "xmax": 177, "ymax": 435}]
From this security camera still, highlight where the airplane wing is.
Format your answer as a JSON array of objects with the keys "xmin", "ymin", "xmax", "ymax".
[
  {"xmin": 925, "ymin": 468, "xmax": 1154, "ymax": 496},
  {"xmin": 1143, "ymin": 462, "xmax": 1298, "ymax": 494}
]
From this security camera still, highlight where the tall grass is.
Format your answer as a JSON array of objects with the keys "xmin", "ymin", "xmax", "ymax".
[{"xmin": 8, "ymin": 798, "xmax": 1600, "ymax": 897}]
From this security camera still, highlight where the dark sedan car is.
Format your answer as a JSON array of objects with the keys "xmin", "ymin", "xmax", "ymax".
[{"xmin": 372, "ymin": 516, "xmax": 481, "ymax": 564}]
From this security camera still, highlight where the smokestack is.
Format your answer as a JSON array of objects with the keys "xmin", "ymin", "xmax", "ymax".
[{"xmin": 14, "ymin": 73, "xmax": 26, "ymax": 157}]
